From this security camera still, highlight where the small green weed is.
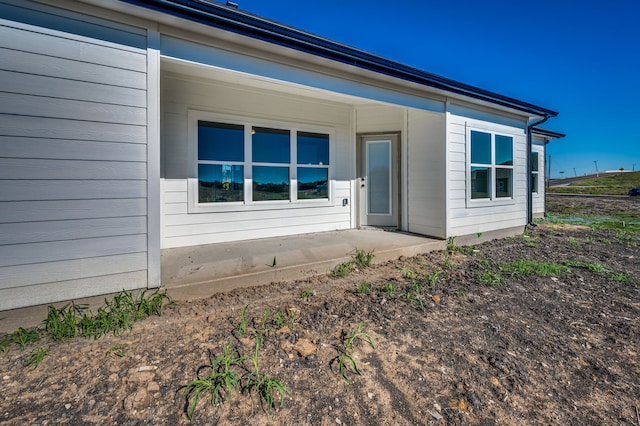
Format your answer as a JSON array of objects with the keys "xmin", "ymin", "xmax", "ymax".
[
  {"xmin": 0, "ymin": 327, "xmax": 40, "ymax": 354},
  {"xmin": 567, "ymin": 236, "xmax": 580, "ymax": 247},
  {"xmin": 479, "ymin": 271, "xmax": 503, "ymax": 287},
  {"xmin": 563, "ymin": 260, "xmax": 609, "ymax": 273},
  {"xmin": 26, "ymin": 347, "xmax": 47, "ymax": 368},
  {"xmin": 299, "ymin": 288, "xmax": 313, "ymax": 300},
  {"xmin": 184, "ymin": 342, "xmax": 247, "ymax": 419},
  {"xmin": 106, "ymin": 343, "xmax": 128, "ymax": 358},
  {"xmin": 245, "ymin": 336, "xmax": 290, "ymax": 410},
  {"xmin": 337, "ymin": 322, "xmax": 375, "ymax": 383},
  {"xmin": 355, "ymin": 281, "xmax": 373, "ymax": 295},
  {"xmin": 353, "ymin": 248, "xmax": 375, "ymax": 267},
  {"xmin": 382, "ymin": 282, "xmax": 397, "ymax": 298},
  {"xmin": 44, "ymin": 290, "xmax": 172, "ymax": 341},
  {"xmin": 425, "ymin": 270, "xmax": 442, "ymax": 291},
  {"xmin": 332, "ymin": 261, "xmax": 354, "ymax": 277},
  {"xmin": 502, "ymin": 260, "xmax": 570, "ymax": 277},
  {"xmin": 234, "ymin": 304, "xmax": 249, "ymax": 338}
]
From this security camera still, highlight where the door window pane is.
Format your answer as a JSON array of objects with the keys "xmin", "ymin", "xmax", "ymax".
[
  {"xmin": 198, "ymin": 164, "xmax": 243, "ymax": 203},
  {"xmin": 496, "ymin": 168, "xmax": 512, "ymax": 198},
  {"xmin": 367, "ymin": 141, "xmax": 391, "ymax": 214},
  {"xmin": 495, "ymin": 135, "xmax": 513, "ymax": 165},
  {"xmin": 471, "ymin": 131, "xmax": 491, "ymax": 164},
  {"xmin": 253, "ymin": 166, "xmax": 290, "ymax": 201},
  {"xmin": 298, "ymin": 132, "xmax": 329, "ymax": 165},
  {"xmin": 471, "ymin": 166, "xmax": 491, "ymax": 199},
  {"xmin": 252, "ymin": 127, "xmax": 290, "ymax": 163},
  {"xmin": 198, "ymin": 121, "xmax": 243, "ymax": 161},
  {"xmin": 298, "ymin": 168, "xmax": 328, "ymax": 199}
]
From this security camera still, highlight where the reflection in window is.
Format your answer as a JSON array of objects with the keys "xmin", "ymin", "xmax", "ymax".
[
  {"xmin": 198, "ymin": 121, "xmax": 243, "ymax": 161},
  {"xmin": 471, "ymin": 131, "xmax": 491, "ymax": 164},
  {"xmin": 471, "ymin": 167, "xmax": 490, "ymax": 199},
  {"xmin": 531, "ymin": 152, "xmax": 539, "ymax": 194},
  {"xmin": 198, "ymin": 164, "xmax": 244, "ymax": 202},
  {"xmin": 469, "ymin": 130, "xmax": 513, "ymax": 201},
  {"xmin": 496, "ymin": 168, "xmax": 512, "ymax": 198},
  {"xmin": 253, "ymin": 166, "xmax": 290, "ymax": 201},
  {"xmin": 253, "ymin": 127, "xmax": 290, "ymax": 163},
  {"xmin": 495, "ymin": 135, "xmax": 513, "ymax": 165},
  {"xmin": 298, "ymin": 168, "xmax": 328, "ymax": 199},
  {"xmin": 298, "ymin": 132, "xmax": 329, "ymax": 165}
]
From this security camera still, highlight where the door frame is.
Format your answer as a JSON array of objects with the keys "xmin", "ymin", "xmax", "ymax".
[{"xmin": 356, "ymin": 132, "xmax": 401, "ymax": 229}]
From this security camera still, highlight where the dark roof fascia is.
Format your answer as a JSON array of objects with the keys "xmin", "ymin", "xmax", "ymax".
[
  {"xmin": 120, "ymin": 0, "xmax": 558, "ymax": 118},
  {"xmin": 532, "ymin": 127, "xmax": 566, "ymax": 140}
]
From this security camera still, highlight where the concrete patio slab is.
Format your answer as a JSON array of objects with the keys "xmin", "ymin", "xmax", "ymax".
[
  {"xmin": 161, "ymin": 229, "xmax": 445, "ymax": 301},
  {"xmin": 0, "ymin": 229, "xmax": 443, "ymax": 333}
]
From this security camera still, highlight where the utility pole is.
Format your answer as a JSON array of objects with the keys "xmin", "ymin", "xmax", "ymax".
[
  {"xmin": 573, "ymin": 168, "xmax": 577, "ymax": 177},
  {"xmin": 594, "ymin": 160, "xmax": 599, "ymax": 177},
  {"xmin": 547, "ymin": 155, "xmax": 551, "ymax": 188}
]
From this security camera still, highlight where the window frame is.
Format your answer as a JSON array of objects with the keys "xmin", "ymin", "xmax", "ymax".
[
  {"xmin": 466, "ymin": 126, "xmax": 517, "ymax": 207},
  {"xmin": 188, "ymin": 111, "xmax": 334, "ymax": 213},
  {"xmin": 531, "ymin": 151, "xmax": 540, "ymax": 196}
]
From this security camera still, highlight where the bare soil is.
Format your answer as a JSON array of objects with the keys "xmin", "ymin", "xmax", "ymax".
[{"xmin": 1, "ymin": 196, "xmax": 639, "ymax": 425}]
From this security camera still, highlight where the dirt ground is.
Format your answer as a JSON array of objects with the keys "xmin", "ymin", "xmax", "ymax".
[{"xmin": 1, "ymin": 196, "xmax": 639, "ymax": 425}]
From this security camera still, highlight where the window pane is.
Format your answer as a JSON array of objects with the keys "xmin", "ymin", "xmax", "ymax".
[
  {"xmin": 471, "ymin": 131, "xmax": 491, "ymax": 164},
  {"xmin": 298, "ymin": 132, "xmax": 329, "ymax": 165},
  {"xmin": 368, "ymin": 141, "xmax": 391, "ymax": 214},
  {"xmin": 252, "ymin": 127, "xmax": 290, "ymax": 163},
  {"xmin": 471, "ymin": 166, "xmax": 491, "ymax": 199},
  {"xmin": 198, "ymin": 164, "xmax": 243, "ymax": 203},
  {"xmin": 198, "ymin": 121, "xmax": 243, "ymax": 161},
  {"xmin": 532, "ymin": 172, "xmax": 539, "ymax": 193},
  {"xmin": 253, "ymin": 166, "xmax": 290, "ymax": 201},
  {"xmin": 298, "ymin": 167, "xmax": 328, "ymax": 199},
  {"xmin": 495, "ymin": 135, "xmax": 513, "ymax": 166},
  {"xmin": 531, "ymin": 152, "xmax": 539, "ymax": 172},
  {"xmin": 496, "ymin": 168, "xmax": 513, "ymax": 198}
]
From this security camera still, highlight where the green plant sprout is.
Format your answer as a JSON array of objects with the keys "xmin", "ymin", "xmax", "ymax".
[{"xmin": 337, "ymin": 322, "xmax": 375, "ymax": 383}]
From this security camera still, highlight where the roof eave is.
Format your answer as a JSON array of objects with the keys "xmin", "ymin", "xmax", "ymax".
[{"xmin": 119, "ymin": 0, "xmax": 558, "ymax": 117}]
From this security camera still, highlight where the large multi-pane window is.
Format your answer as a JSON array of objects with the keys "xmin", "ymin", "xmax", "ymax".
[
  {"xmin": 195, "ymin": 117, "xmax": 330, "ymax": 207},
  {"xmin": 469, "ymin": 130, "xmax": 513, "ymax": 200}
]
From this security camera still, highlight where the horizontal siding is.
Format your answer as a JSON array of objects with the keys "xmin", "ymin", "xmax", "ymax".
[
  {"xmin": 0, "ymin": 2, "xmax": 149, "ymax": 310},
  {"xmin": 0, "ymin": 137, "xmax": 146, "ymax": 160},
  {"xmin": 0, "ymin": 159, "xmax": 146, "ymax": 180},
  {"xmin": 0, "ymin": 253, "xmax": 147, "ymax": 290},
  {"xmin": 0, "ymin": 216, "xmax": 146, "ymax": 245},
  {"xmin": 0, "ymin": 234, "xmax": 147, "ymax": 268},
  {"xmin": 0, "ymin": 271, "xmax": 147, "ymax": 311},
  {"xmin": 0, "ymin": 180, "xmax": 147, "ymax": 201},
  {"xmin": 160, "ymin": 75, "xmax": 354, "ymax": 248},
  {"xmin": 407, "ymin": 109, "xmax": 446, "ymax": 238}
]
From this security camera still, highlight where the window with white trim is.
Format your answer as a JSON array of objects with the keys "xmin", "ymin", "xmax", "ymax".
[
  {"xmin": 469, "ymin": 129, "xmax": 514, "ymax": 201},
  {"xmin": 193, "ymin": 114, "xmax": 331, "ymax": 210},
  {"xmin": 531, "ymin": 151, "xmax": 539, "ymax": 194}
]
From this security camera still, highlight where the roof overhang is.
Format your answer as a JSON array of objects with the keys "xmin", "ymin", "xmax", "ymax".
[
  {"xmin": 113, "ymin": 0, "xmax": 558, "ymax": 119},
  {"xmin": 532, "ymin": 127, "xmax": 566, "ymax": 140}
]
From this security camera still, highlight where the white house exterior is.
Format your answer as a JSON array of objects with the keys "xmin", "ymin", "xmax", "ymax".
[
  {"xmin": 531, "ymin": 128, "xmax": 565, "ymax": 218},
  {"xmin": 0, "ymin": 0, "xmax": 561, "ymax": 310}
]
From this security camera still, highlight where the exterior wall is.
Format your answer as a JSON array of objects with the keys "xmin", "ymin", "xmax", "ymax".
[
  {"xmin": 407, "ymin": 109, "xmax": 447, "ymax": 238},
  {"xmin": 160, "ymin": 73, "xmax": 353, "ymax": 248},
  {"xmin": 0, "ymin": 0, "xmax": 149, "ymax": 310},
  {"xmin": 446, "ymin": 104, "xmax": 528, "ymax": 238},
  {"xmin": 532, "ymin": 139, "xmax": 546, "ymax": 217}
]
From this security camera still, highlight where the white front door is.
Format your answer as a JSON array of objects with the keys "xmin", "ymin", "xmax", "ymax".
[{"xmin": 359, "ymin": 135, "xmax": 399, "ymax": 228}]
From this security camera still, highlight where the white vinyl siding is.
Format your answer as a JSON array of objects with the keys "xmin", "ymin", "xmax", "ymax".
[
  {"xmin": 447, "ymin": 111, "xmax": 528, "ymax": 237},
  {"xmin": 0, "ymin": 1, "xmax": 149, "ymax": 310},
  {"xmin": 406, "ymin": 109, "xmax": 447, "ymax": 238},
  {"xmin": 161, "ymin": 73, "xmax": 353, "ymax": 248}
]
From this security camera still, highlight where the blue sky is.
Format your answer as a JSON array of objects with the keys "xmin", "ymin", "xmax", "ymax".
[{"xmin": 231, "ymin": 0, "xmax": 640, "ymax": 178}]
